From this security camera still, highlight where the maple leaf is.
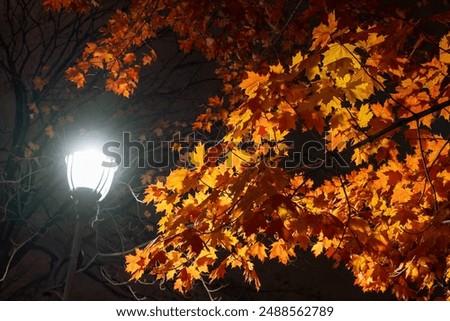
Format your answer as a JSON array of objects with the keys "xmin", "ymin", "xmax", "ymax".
[
  {"xmin": 142, "ymin": 54, "xmax": 154, "ymax": 65},
  {"xmin": 210, "ymin": 259, "xmax": 227, "ymax": 280},
  {"xmin": 123, "ymin": 52, "xmax": 136, "ymax": 64},
  {"xmin": 357, "ymin": 104, "xmax": 373, "ymax": 128},
  {"xmin": 66, "ymin": 67, "xmax": 86, "ymax": 88},
  {"xmin": 239, "ymin": 72, "xmax": 269, "ymax": 98},
  {"xmin": 189, "ymin": 143, "xmax": 205, "ymax": 169},
  {"xmin": 125, "ymin": 248, "xmax": 150, "ymax": 280},
  {"xmin": 357, "ymin": 33, "xmax": 387, "ymax": 49},
  {"xmin": 248, "ymin": 242, "xmax": 268, "ymax": 262},
  {"xmin": 311, "ymin": 242, "xmax": 324, "ymax": 257},
  {"xmin": 269, "ymin": 239, "xmax": 293, "ymax": 264},
  {"xmin": 174, "ymin": 268, "xmax": 191, "ymax": 293},
  {"xmin": 311, "ymin": 12, "xmax": 338, "ymax": 50},
  {"xmin": 166, "ymin": 168, "xmax": 190, "ymax": 193},
  {"xmin": 352, "ymin": 148, "xmax": 370, "ymax": 165},
  {"xmin": 322, "ymin": 43, "xmax": 360, "ymax": 67},
  {"xmin": 391, "ymin": 182, "xmax": 414, "ymax": 205}
]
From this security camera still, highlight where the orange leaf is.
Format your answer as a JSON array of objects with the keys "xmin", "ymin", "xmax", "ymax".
[
  {"xmin": 311, "ymin": 12, "xmax": 338, "ymax": 50},
  {"xmin": 269, "ymin": 239, "xmax": 291, "ymax": 264},
  {"xmin": 123, "ymin": 52, "xmax": 136, "ymax": 64},
  {"xmin": 248, "ymin": 242, "xmax": 268, "ymax": 261},
  {"xmin": 66, "ymin": 67, "xmax": 86, "ymax": 88}
]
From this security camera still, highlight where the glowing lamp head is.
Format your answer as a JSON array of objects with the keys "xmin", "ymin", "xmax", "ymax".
[{"xmin": 66, "ymin": 149, "xmax": 118, "ymax": 202}]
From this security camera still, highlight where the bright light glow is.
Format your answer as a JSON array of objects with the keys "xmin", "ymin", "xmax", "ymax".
[{"xmin": 66, "ymin": 149, "xmax": 118, "ymax": 202}]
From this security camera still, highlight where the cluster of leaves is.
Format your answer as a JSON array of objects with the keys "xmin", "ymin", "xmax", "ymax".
[
  {"xmin": 136, "ymin": 21, "xmax": 450, "ymax": 298},
  {"xmin": 46, "ymin": 0, "xmax": 450, "ymax": 299},
  {"xmin": 45, "ymin": 0, "xmax": 321, "ymax": 98}
]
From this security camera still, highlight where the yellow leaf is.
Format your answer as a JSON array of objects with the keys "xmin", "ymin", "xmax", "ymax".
[
  {"xmin": 189, "ymin": 143, "xmax": 205, "ymax": 169},
  {"xmin": 446, "ymin": 255, "xmax": 450, "ymax": 282},
  {"xmin": 357, "ymin": 104, "xmax": 373, "ymax": 128},
  {"xmin": 186, "ymin": 265, "xmax": 201, "ymax": 280},
  {"xmin": 368, "ymin": 232, "xmax": 389, "ymax": 252},
  {"xmin": 311, "ymin": 242, "xmax": 323, "ymax": 257},
  {"xmin": 166, "ymin": 168, "xmax": 190, "ymax": 192},
  {"xmin": 323, "ymin": 43, "xmax": 360, "ymax": 67},
  {"xmin": 405, "ymin": 262, "xmax": 419, "ymax": 279},
  {"xmin": 391, "ymin": 183, "xmax": 413, "ymax": 204},
  {"xmin": 290, "ymin": 52, "xmax": 304, "ymax": 72},
  {"xmin": 239, "ymin": 71, "xmax": 269, "ymax": 98},
  {"xmin": 270, "ymin": 63, "xmax": 284, "ymax": 74},
  {"xmin": 357, "ymin": 33, "xmax": 386, "ymax": 49},
  {"xmin": 335, "ymin": 73, "xmax": 351, "ymax": 88},
  {"xmin": 352, "ymin": 148, "xmax": 370, "ymax": 165},
  {"xmin": 125, "ymin": 248, "xmax": 149, "ymax": 280},
  {"xmin": 221, "ymin": 230, "xmax": 238, "ymax": 250},
  {"xmin": 200, "ymin": 167, "xmax": 218, "ymax": 188}
]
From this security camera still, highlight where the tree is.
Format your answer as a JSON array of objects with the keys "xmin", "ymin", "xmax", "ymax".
[
  {"xmin": 46, "ymin": 0, "xmax": 450, "ymax": 300},
  {"xmin": 0, "ymin": 0, "xmax": 217, "ymax": 299},
  {"xmin": 0, "ymin": 0, "xmax": 114, "ymax": 297}
]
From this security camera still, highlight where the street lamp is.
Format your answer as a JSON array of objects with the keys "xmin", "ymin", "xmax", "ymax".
[{"xmin": 63, "ymin": 148, "xmax": 117, "ymax": 300}]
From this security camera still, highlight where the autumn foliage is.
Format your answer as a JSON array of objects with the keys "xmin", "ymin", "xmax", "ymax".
[{"xmin": 45, "ymin": 0, "xmax": 450, "ymax": 299}]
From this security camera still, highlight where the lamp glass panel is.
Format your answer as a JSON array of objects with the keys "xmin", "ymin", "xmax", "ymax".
[{"xmin": 66, "ymin": 150, "xmax": 117, "ymax": 201}]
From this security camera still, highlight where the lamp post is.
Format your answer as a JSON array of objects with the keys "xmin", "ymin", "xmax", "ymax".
[{"xmin": 63, "ymin": 149, "xmax": 117, "ymax": 300}]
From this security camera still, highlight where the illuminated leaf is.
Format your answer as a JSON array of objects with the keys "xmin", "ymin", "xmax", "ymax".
[
  {"xmin": 322, "ymin": 43, "xmax": 360, "ymax": 67},
  {"xmin": 189, "ymin": 143, "xmax": 205, "ymax": 169},
  {"xmin": 166, "ymin": 168, "xmax": 190, "ymax": 193},
  {"xmin": 311, "ymin": 242, "xmax": 323, "ymax": 257},
  {"xmin": 269, "ymin": 239, "xmax": 293, "ymax": 264},
  {"xmin": 123, "ymin": 52, "xmax": 136, "ymax": 64},
  {"xmin": 311, "ymin": 12, "xmax": 338, "ymax": 50},
  {"xmin": 248, "ymin": 242, "xmax": 268, "ymax": 262},
  {"xmin": 239, "ymin": 72, "xmax": 269, "ymax": 97},
  {"xmin": 357, "ymin": 104, "xmax": 373, "ymax": 128}
]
